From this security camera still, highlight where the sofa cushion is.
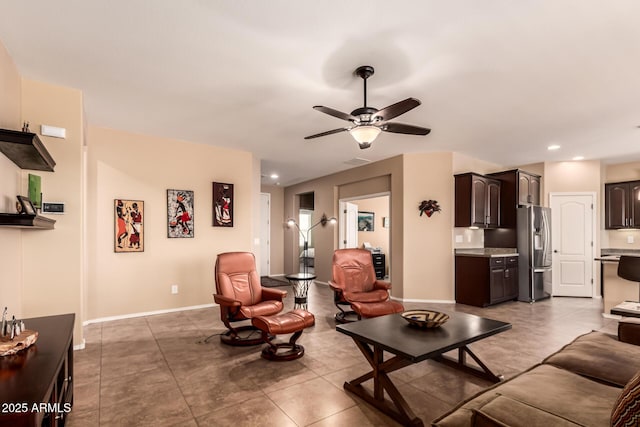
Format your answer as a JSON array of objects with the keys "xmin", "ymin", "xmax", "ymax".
[
  {"xmin": 433, "ymin": 364, "xmax": 620, "ymax": 426},
  {"xmin": 471, "ymin": 394, "xmax": 584, "ymax": 427},
  {"xmin": 543, "ymin": 331, "xmax": 640, "ymax": 387},
  {"xmin": 611, "ymin": 370, "xmax": 640, "ymax": 427}
]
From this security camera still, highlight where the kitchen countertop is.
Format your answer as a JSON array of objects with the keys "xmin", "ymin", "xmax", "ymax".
[
  {"xmin": 455, "ymin": 248, "xmax": 518, "ymax": 258},
  {"xmin": 596, "ymin": 249, "xmax": 640, "ymax": 262}
]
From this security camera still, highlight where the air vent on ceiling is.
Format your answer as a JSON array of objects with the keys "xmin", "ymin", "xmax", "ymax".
[{"xmin": 343, "ymin": 157, "xmax": 372, "ymax": 166}]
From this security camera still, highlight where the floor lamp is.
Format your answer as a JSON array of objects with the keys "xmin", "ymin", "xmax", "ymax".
[{"xmin": 287, "ymin": 213, "xmax": 337, "ymax": 275}]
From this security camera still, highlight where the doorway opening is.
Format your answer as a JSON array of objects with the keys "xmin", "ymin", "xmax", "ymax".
[
  {"xmin": 293, "ymin": 192, "xmax": 315, "ymax": 274},
  {"xmin": 339, "ymin": 192, "xmax": 390, "ymax": 280}
]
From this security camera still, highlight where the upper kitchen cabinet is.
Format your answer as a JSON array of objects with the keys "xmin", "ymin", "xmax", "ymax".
[
  {"xmin": 455, "ymin": 173, "xmax": 500, "ymax": 228},
  {"xmin": 488, "ymin": 169, "xmax": 541, "ymax": 228},
  {"xmin": 605, "ymin": 181, "xmax": 640, "ymax": 229}
]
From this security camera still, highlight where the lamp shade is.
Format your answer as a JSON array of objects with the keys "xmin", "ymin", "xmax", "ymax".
[{"xmin": 349, "ymin": 126, "xmax": 381, "ymax": 146}]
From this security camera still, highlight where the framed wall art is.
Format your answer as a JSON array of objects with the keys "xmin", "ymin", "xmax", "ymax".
[
  {"xmin": 358, "ymin": 211, "xmax": 374, "ymax": 231},
  {"xmin": 114, "ymin": 199, "xmax": 144, "ymax": 252},
  {"xmin": 213, "ymin": 182, "xmax": 233, "ymax": 227},
  {"xmin": 167, "ymin": 189, "xmax": 194, "ymax": 238},
  {"xmin": 17, "ymin": 195, "xmax": 37, "ymax": 215}
]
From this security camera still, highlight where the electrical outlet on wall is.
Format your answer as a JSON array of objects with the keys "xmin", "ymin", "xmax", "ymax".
[
  {"xmin": 628, "ymin": 235, "xmax": 635, "ymax": 244},
  {"xmin": 171, "ymin": 284, "xmax": 179, "ymax": 294},
  {"xmin": 455, "ymin": 235, "xmax": 463, "ymax": 243}
]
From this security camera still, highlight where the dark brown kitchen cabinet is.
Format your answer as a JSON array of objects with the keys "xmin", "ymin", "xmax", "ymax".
[
  {"xmin": 605, "ymin": 181, "xmax": 640, "ymax": 229},
  {"xmin": 488, "ymin": 169, "xmax": 541, "ymax": 228},
  {"xmin": 456, "ymin": 255, "xmax": 518, "ymax": 307},
  {"xmin": 519, "ymin": 172, "xmax": 541, "ymax": 206},
  {"xmin": 455, "ymin": 173, "xmax": 500, "ymax": 228}
]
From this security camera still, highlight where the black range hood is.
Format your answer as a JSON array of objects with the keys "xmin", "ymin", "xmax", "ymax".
[{"xmin": 0, "ymin": 128, "xmax": 56, "ymax": 171}]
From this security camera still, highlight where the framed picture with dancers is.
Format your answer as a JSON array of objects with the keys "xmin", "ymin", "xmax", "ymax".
[
  {"xmin": 212, "ymin": 182, "xmax": 233, "ymax": 227},
  {"xmin": 167, "ymin": 189, "xmax": 194, "ymax": 238},
  {"xmin": 114, "ymin": 199, "xmax": 144, "ymax": 252}
]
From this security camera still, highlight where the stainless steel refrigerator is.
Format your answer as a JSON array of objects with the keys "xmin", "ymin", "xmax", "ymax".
[{"xmin": 517, "ymin": 206, "xmax": 552, "ymax": 302}]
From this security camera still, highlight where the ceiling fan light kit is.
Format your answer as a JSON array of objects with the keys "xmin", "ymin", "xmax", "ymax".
[
  {"xmin": 305, "ymin": 65, "xmax": 431, "ymax": 149},
  {"xmin": 349, "ymin": 125, "xmax": 381, "ymax": 148}
]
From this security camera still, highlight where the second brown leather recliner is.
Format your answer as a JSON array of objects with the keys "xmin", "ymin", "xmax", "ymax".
[{"xmin": 329, "ymin": 248, "xmax": 404, "ymax": 322}]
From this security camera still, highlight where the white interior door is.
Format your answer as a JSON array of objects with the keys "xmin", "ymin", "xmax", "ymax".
[
  {"xmin": 339, "ymin": 201, "xmax": 358, "ymax": 248},
  {"xmin": 551, "ymin": 193, "xmax": 595, "ymax": 297},
  {"xmin": 259, "ymin": 193, "xmax": 270, "ymax": 276}
]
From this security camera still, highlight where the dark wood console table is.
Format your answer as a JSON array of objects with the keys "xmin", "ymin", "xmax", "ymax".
[{"xmin": 0, "ymin": 313, "xmax": 75, "ymax": 427}]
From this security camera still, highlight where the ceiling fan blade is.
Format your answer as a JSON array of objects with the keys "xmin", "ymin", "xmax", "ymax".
[
  {"xmin": 304, "ymin": 127, "xmax": 349, "ymax": 140},
  {"xmin": 313, "ymin": 106, "xmax": 357, "ymax": 122},
  {"xmin": 383, "ymin": 122, "xmax": 431, "ymax": 136},
  {"xmin": 372, "ymin": 98, "xmax": 421, "ymax": 121}
]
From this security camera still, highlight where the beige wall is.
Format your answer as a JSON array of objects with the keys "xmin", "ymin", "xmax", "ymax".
[
  {"xmin": 0, "ymin": 40, "xmax": 22, "ymax": 317},
  {"xmin": 20, "ymin": 78, "xmax": 85, "ymax": 342},
  {"xmin": 452, "ymin": 152, "xmax": 503, "ymax": 175},
  {"xmin": 604, "ymin": 161, "xmax": 640, "ymax": 183},
  {"xmin": 544, "ymin": 160, "xmax": 601, "ymax": 201},
  {"xmin": 403, "ymin": 153, "xmax": 455, "ymax": 301},
  {"xmin": 87, "ymin": 126, "xmax": 255, "ymax": 319},
  {"xmin": 261, "ymin": 184, "xmax": 285, "ymax": 275}
]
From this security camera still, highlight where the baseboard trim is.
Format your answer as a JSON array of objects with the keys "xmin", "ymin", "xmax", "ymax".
[
  {"xmin": 391, "ymin": 296, "xmax": 456, "ymax": 304},
  {"xmin": 73, "ymin": 339, "xmax": 86, "ymax": 351},
  {"xmin": 83, "ymin": 303, "xmax": 215, "ymax": 326}
]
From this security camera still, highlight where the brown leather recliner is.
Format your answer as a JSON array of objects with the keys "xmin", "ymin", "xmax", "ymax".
[
  {"xmin": 214, "ymin": 252, "xmax": 287, "ymax": 345},
  {"xmin": 329, "ymin": 248, "xmax": 404, "ymax": 322}
]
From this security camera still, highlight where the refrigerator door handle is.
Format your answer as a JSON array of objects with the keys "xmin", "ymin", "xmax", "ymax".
[{"xmin": 533, "ymin": 268, "xmax": 552, "ymax": 273}]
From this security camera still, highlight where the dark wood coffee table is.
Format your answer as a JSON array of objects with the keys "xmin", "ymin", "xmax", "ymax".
[{"xmin": 336, "ymin": 311, "xmax": 511, "ymax": 426}]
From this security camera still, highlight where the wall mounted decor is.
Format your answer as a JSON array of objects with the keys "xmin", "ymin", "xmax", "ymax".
[
  {"xmin": 358, "ymin": 211, "xmax": 374, "ymax": 231},
  {"xmin": 419, "ymin": 199, "xmax": 441, "ymax": 217},
  {"xmin": 28, "ymin": 174, "xmax": 42, "ymax": 209},
  {"xmin": 167, "ymin": 190, "xmax": 194, "ymax": 238},
  {"xmin": 114, "ymin": 199, "xmax": 144, "ymax": 252},
  {"xmin": 213, "ymin": 182, "xmax": 233, "ymax": 227}
]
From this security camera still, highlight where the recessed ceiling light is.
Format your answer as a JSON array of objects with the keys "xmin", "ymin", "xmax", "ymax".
[
  {"xmin": 572, "ymin": 156, "xmax": 584, "ymax": 161},
  {"xmin": 547, "ymin": 144, "xmax": 561, "ymax": 151},
  {"xmin": 270, "ymin": 173, "xmax": 279, "ymax": 179}
]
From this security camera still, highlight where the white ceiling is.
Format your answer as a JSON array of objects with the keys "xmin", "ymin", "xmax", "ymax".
[{"xmin": 1, "ymin": 1, "xmax": 640, "ymax": 186}]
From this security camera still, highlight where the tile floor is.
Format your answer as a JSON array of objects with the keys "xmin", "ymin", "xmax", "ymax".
[{"xmin": 67, "ymin": 282, "xmax": 617, "ymax": 426}]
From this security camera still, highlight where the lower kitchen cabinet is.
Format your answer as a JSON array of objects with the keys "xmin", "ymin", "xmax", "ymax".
[{"xmin": 456, "ymin": 255, "xmax": 518, "ymax": 307}]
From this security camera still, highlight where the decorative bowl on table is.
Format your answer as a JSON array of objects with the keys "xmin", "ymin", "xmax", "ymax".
[{"xmin": 401, "ymin": 310, "xmax": 449, "ymax": 329}]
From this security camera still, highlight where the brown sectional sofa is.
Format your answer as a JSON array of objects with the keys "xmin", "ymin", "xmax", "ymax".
[{"xmin": 433, "ymin": 319, "xmax": 640, "ymax": 426}]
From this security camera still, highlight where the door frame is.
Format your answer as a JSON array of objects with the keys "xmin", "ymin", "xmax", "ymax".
[
  {"xmin": 339, "ymin": 201, "xmax": 358, "ymax": 249},
  {"xmin": 338, "ymin": 191, "xmax": 391, "ymax": 277},
  {"xmin": 549, "ymin": 192, "xmax": 597, "ymax": 297},
  {"xmin": 259, "ymin": 192, "xmax": 271, "ymax": 277}
]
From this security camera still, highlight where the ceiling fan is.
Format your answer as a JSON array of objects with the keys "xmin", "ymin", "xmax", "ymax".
[{"xmin": 305, "ymin": 65, "xmax": 431, "ymax": 149}]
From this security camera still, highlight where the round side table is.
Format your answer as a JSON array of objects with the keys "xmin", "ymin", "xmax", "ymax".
[{"xmin": 285, "ymin": 273, "xmax": 316, "ymax": 310}]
